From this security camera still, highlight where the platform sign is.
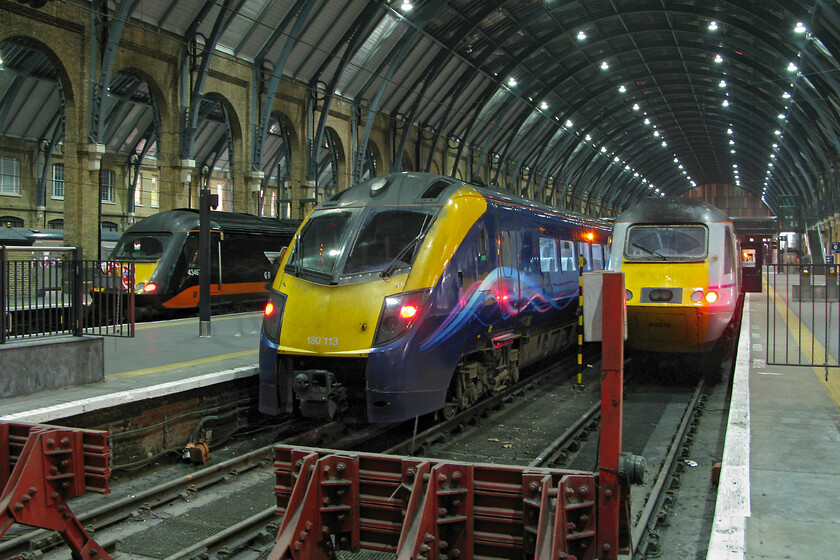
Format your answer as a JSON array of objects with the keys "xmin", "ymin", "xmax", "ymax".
[
  {"xmin": 831, "ymin": 242, "xmax": 840, "ymax": 253},
  {"xmin": 827, "ymin": 255, "xmax": 834, "ymax": 264}
]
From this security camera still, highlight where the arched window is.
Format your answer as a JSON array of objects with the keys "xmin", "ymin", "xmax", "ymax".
[
  {"xmin": 0, "ymin": 215, "xmax": 24, "ymax": 227},
  {"xmin": 47, "ymin": 219, "xmax": 63, "ymax": 229},
  {"xmin": 101, "ymin": 221, "xmax": 118, "ymax": 232}
]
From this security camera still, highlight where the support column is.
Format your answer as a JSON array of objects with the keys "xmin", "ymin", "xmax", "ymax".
[{"xmin": 63, "ymin": 143, "xmax": 105, "ymax": 256}]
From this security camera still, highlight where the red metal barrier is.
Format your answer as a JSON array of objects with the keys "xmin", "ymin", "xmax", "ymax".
[
  {"xmin": 271, "ymin": 445, "xmax": 629, "ymax": 560},
  {"xmin": 0, "ymin": 422, "xmax": 112, "ymax": 559}
]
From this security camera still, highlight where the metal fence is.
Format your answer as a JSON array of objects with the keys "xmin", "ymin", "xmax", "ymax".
[
  {"xmin": 765, "ymin": 262, "xmax": 840, "ymax": 373},
  {"xmin": 0, "ymin": 245, "xmax": 134, "ymax": 343}
]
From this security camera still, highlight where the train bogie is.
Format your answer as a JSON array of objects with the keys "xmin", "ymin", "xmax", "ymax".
[{"xmin": 259, "ymin": 172, "xmax": 610, "ymax": 423}]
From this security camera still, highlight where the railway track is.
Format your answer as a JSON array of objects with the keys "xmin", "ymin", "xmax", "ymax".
[{"xmin": 8, "ymin": 348, "xmax": 720, "ymax": 560}]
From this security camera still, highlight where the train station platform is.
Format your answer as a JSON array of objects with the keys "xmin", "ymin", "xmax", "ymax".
[
  {"xmin": 0, "ymin": 311, "xmax": 263, "ymax": 423},
  {"xmin": 710, "ymin": 287, "xmax": 840, "ymax": 559}
]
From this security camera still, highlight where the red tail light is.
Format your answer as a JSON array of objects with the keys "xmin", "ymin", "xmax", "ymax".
[
  {"xmin": 265, "ymin": 301, "xmax": 276, "ymax": 316},
  {"xmin": 373, "ymin": 289, "xmax": 430, "ymax": 347}
]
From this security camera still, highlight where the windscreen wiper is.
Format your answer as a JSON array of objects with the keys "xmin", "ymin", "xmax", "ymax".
[{"xmin": 631, "ymin": 242, "xmax": 667, "ymax": 260}]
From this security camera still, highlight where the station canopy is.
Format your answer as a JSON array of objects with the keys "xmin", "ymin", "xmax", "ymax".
[{"xmin": 1, "ymin": 0, "xmax": 838, "ymax": 219}]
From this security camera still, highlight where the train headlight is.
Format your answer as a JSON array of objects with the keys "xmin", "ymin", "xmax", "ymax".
[
  {"xmin": 142, "ymin": 282, "xmax": 158, "ymax": 293},
  {"xmin": 705, "ymin": 291, "xmax": 718, "ymax": 303},
  {"xmin": 625, "ymin": 289, "xmax": 633, "ymax": 301},
  {"xmin": 262, "ymin": 290, "xmax": 287, "ymax": 344},
  {"xmin": 690, "ymin": 290, "xmax": 704, "ymax": 302},
  {"xmin": 373, "ymin": 288, "xmax": 430, "ymax": 347}
]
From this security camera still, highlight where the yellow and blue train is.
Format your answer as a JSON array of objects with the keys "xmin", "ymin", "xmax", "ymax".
[
  {"xmin": 608, "ymin": 197, "xmax": 743, "ymax": 359},
  {"xmin": 99, "ymin": 210, "xmax": 299, "ymax": 315},
  {"xmin": 259, "ymin": 172, "xmax": 611, "ymax": 423}
]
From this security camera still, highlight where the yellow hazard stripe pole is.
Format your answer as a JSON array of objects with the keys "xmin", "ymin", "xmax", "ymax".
[{"xmin": 578, "ymin": 253, "xmax": 584, "ymax": 385}]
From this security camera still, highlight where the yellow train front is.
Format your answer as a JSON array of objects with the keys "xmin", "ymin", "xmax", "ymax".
[
  {"xmin": 608, "ymin": 197, "xmax": 743, "ymax": 355},
  {"xmin": 259, "ymin": 172, "xmax": 610, "ymax": 423}
]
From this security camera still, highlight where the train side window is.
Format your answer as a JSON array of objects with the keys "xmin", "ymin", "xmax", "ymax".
[
  {"xmin": 591, "ymin": 244, "xmax": 604, "ymax": 270},
  {"xmin": 478, "ymin": 225, "xmax": 487, "ymax": 262},
  {"xmin": 560, "ymin": 240, "xmax": 575, "ymax": 271},
  {"xmin": 538, "ymin": 236, "xmax": 558, "ymax": 272},
  {"xmin": 724, "ymin": 227, "xmax": 734, "ymax": 273},
  {"xmin": 184, "ymin": 234, "xmax": 199, "ymax": 266},
  {"xmin": 578, "ymin": 242, "xmax": 592, "ymax": 271}
]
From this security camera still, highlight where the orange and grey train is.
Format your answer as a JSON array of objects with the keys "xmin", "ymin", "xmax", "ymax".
[
  {"xmin": 608, "ymin": 197, "xmax": 744, "ymax": 358},
  {"xmin": 258, "ymin": 172, "xmax": 611, "ymax": 423},
  {"xmin": 100, "ymin": 210, "xmax": 298, "ymax": 315}
]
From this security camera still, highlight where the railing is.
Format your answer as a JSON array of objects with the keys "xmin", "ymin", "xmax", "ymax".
[
  {"xmin": 0, "ymin": 245, "xmax": 134, "ymax": 343},
  {"xmin": 765, "ymin": 262, "xmax": 840, "ymax": 372}
]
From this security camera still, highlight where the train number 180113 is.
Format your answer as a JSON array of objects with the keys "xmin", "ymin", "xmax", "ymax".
[{"xmin": 307, "ymin": 336, "xmax": 339, "ymax": 346}]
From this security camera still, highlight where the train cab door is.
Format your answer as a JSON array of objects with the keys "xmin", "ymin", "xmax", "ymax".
[{"xmin": 496, "ymin": 206, "xmax": 521, "ymax": 332}]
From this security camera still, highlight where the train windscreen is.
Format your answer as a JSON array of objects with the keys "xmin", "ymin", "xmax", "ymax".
[
  {"xmin": 110, "ymin": 233, "xmax": 171, "ymax": 261},
  {"xmin": 343, "ymin": 210, "xmax": 434, "ymax": 275},
  {"xmin": 624, "ymin": 225, "xmax": 707, "ymax": 261}
]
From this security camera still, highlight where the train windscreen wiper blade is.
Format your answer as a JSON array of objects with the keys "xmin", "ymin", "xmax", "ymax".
[{"xmin": 632, "ymin": 242, "xmax": 667, "ymax": 260}]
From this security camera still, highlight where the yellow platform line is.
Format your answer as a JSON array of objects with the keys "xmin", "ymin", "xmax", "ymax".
[
  {"xmin": 107, "ymin": 349, "xmax": 258, "ymax": 379},
  {"xmin": 766, "ymin": 282, "xmax": 840, "ymax": 411}
]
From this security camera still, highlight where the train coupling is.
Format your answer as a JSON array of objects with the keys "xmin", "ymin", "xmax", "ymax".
[
  {"xmin": 293, "ymin": 369, "xmax": 347, "ymax": 419},
  {"xmin": 619, "ymin": 451, "xmax": 647, "ymax": 485}
]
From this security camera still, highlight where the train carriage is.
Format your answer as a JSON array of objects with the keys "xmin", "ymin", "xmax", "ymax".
[
  {"xmin": 259, "ymin": 172, "xmax": 611, "ymax": 423},
  {"xmin": 97, "ymin": 210, "xmax": 299, "ymax": 315}
]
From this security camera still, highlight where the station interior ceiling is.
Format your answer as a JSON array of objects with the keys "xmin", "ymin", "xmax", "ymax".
[{"xmin": 1, "ymin": 0, "xmax": 839, "ymax": 224}]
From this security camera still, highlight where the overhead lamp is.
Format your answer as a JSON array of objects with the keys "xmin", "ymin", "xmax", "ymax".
[
  {"xmin": 618, "ymin": 85, "xmax": 626, "ymax": 93},
  {"xmin": 714, "ymin": 54, "xmax": 723, "ymax": 63},
  {"xmin": 783, "ymin": 92, "xmax": 791, "ymax": 99},
  {"xmin": 653, "ymin": 130, "xmax": 660, "ymax": 137},
  {"xmin": 769, "ymin": 162, "xmax": 774, "ymax": 167},
  {"xmin": 729, "ymin": 140, "xmax": 735, "ymax": 145},
  {"xmin": 632, "ymin": 103, "xmax": 640, "ymax": 111},
  {"xmin": 709, "ymin": 21, "xmax": 718, "ymax": 31},
  {"xmin": 727, "ymin": 128, "xmax": 733, "ymax": 135},
  {"xmin": 625, "ymin": 165, "xmax": 631, "ymax": 170},
  {"xmin": 401, "ymin": 0, "xmax": 413, "ymax": 11},
  {"xmin": 601, "ymin": 61, "xmax": 609, "ymax": 70},
  {"xmin": 722, "ymin": 99, "xmax": 730, "ymax": 107},
  {"xmin": 773, "ymin": 143, "xmax": 779, "ymax": 148},
  {"xmin": 601, "ymin": 146, "xmax": 607, "ymax": 152},
  {"xmin": 719, "ymin": 80, "xmax": 727, "ymax": 88},
  {"xmin": 508, "ymin": 77, "xmax": 517, "ymax": 86},
  {"xmin": 577, "ymin": 30, "xmax": 586, "ymax": 40},
  {"xmin": 540, "ymin": 101, "xmax": 549, "ymax": 110},
  {"xmin": 678, "ymin": 164, "xmax": 684, "ymax": 169},
  {"xmin": 634, "ymin": 172, "xmax": 639, "ymax": 177},
  {"xmin": 613, "ymin": 156, "xmax": 620, "ymax": 162},
  {"xmin": 771, "ymin": 154, "xmax": 776, "ymax": 158},
  {"xmin": 585, "ymin": 134, "xmax": 592, "ymax": 141},
  {"xmin": 661, "ymin": 141, "xmax": 668, "ymax": 147},
  {"xmin": 795, "ymin": 22, "xmax": 807, "ymax": 34},
  {"xmin": 775, "ymin": 129, "xmax": 782, "ymax": 135},
  {"xmin": 732, "ymin": 163, "xmax": 738, "ymax": 168},
  {"xmin": 730, "ymin": 149, "xmax": 736, "ymax": 153},
  {"xmin": 673, "ymin": 157, "xmax": 679, "ymax": 163},
  {"xmin": 778, "ymin": 113, "xmax": 786, "ymax": 119},
  {"xmin": 565, "ymin": 119, "xmax": 573, "ymax": 128},
  {"xmin": 787, "ymin": 62, "xmax": 798, "ymax": 72},
  {"xmin": 644, "ymin": 118, "xmax": 651, "ymax": 125}
]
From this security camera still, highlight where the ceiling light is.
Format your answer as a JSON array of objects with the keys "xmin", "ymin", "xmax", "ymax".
[
  {"xmin": 787, "ymin": 62, "xmax": 798, "ymax": 72},
  {"xmin": 678, "ymin": 164, "xmax": 684, "ymax": 169},
  {"xmin": 565, "ymin": 119, "xmax": 573, "ymax": 128},
  {"xmin": 540, "ymin": 101, "xmax": 548, "ymax": 110},
  {"xmin": 709, "ymin": 21, "xmax": 718, "ymax": 31},
  {"xmin": 730, "ymin": 149, "xmax": 736, "ymax": 153},
  {"xmin": 775, "ymin": 129, "xmax": 782, "ymax": 135},
  {"xmin": 727, "ymin": 128, "xmax": 733, "ymax": 135},
  {"xmin": 719, "ymin": 80, "xmax": 727, "ymax": 88},
  {"xmin": 771, "ymin": 154, "xmax": 776, "ymax": 158},
  {"xmin": 722, "ymin": 99, "xmax": 730, "ymax": 107},
  {"xmin": 795, "ymin": 22, "xmax": 807, "ymax": 34},
  {"xmin": 601, "ymin": 61, "xmax": 609, "ymax": 70},
  {"xmin": 783, "ymin": 92, "xmax": 791, "ymax": 99},
  {"xmin": 614, "ymin": 156, "xmax": 620, "ymax": 162},
  {"xmin": 601, "ymin": 146, "xmax": 607, "ymax": 152},
  {"xmin": 661, "ymin": 141, "xmax": 667, "ymax": 147},
  {"xmin": 778, "ymin": 113, "xmax": 786, "ymax": 119},
  {"xmin": 618, "ymin": 85, "xmax": 626, "ymax": 93},
  {"xmin": 632, "ymin": 103, "xmax": 640, "ymax": 111},
  {"xmin": 653, "ymin": 130, "xmax": 660, "ymax": 137},
  {"xmin": 577, "ymin": 30, "xmax": 586, "ymax": 40},
  {"xmin": 585, "ymin": 134, "xmax": 592, "ymax": 141},
  {"xmin": 714, "ymin": 54, "xmax": 723, "ymax": 63},
  {"xmin": 401, "ymin": 0, "xmax": 413, "ymax": 11},
  {"xmin": 508, "ymin": 77, "xmax": 517, "ymax": 86},
  {"xmin": 644, "ymin": 118, "xmax": 651, "ymax": 125}
]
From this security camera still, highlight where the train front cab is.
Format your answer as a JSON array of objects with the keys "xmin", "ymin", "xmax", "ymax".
[{"xmin": 613, "ymin": 219, "xmax": 740, "ymax": 354}]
